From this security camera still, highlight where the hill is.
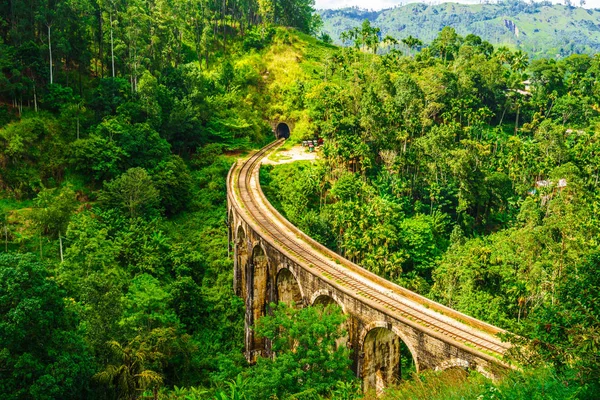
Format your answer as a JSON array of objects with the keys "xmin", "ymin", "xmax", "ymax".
[
  {"xmin": 319, "ymin": 1, "xmax": 600, "ymax": 57},
  {"xmin": 2, "ymin": 0, "xmax": 600, "ymax": 397}
]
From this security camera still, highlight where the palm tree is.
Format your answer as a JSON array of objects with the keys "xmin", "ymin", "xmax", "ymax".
[
  {"xmin": 94, "ymin": 340, "xmax": 163, "ymax": 400},
  {"xmin": 401, "ymin": 35, "xmax": 423, "ymax": 56},
  {"xmin": 383, "ymin": 35, "xmax": 399, "ymax": 51},
  {"xmin": 339, "ymin": 31, "xmax": 350, "ymax": 47},
  {"xmin": 512, "ymin": 50, "xmax": 529, "ymax": 73},
  {"xmin": 495, "ymin": 46, "xmax": 514, "ymax": 65}
]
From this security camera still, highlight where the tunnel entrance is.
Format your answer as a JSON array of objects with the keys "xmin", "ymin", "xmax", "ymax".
[{"xmin": 276, "ymin": 123, "xmax": 290, "ymax": 139}]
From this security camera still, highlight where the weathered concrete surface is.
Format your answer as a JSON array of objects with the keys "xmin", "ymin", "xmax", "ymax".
[
  {"xmin": 228, "ymin": 140, "xmax": 513, "ymax": 391},
  {"xmin": 362, "ymin": 327, "xmax": 401, "ymax": 394}
]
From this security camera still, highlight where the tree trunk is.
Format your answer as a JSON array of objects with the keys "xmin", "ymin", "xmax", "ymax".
[
  {"xmin": 99, "ymin": 7, "xmax": 104, "ymax": 78},
  {"xmin": 110, "ymin": 11, "xmax": 115, "ymax": 78},
  {"xmin": 48, "ymin": 24, "xmax": 53, "ymax": 84},
  {"xmin": 33, "ymin": 85, "xmax": 38, "ymax": 112},
  {"xmin": 59, "ymin": 232, "xmax": 64, "ymax": 263}
]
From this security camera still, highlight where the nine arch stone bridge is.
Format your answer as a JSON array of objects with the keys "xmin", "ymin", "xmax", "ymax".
[{"xmin": 227, "ymin": 139, "xmax": 512, "ymax": 393}]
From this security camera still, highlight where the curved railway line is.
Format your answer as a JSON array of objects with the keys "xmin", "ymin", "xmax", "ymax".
[{"xmin": 228, "ymin": 139, "xmax": 512, "ymax": 367}]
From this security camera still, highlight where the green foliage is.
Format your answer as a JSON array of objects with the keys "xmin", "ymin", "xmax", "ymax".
[
  {"xmin": 0, "ymin": 116, "xmax": 56, "ymax": 197},
  {"xmin": 120, "ymin": 274, "xmax": 180, "ymax": 335},
  {"xmin": 513, "ymin": 253, "xmax": 600, "ymax": 395},
  {"xmin": 99, "ymin": 120, "xmax": 171, "ymax": 171},
  {"xmin": 90, "ymin": 78, "xmax": 131, "ymax": 119},
  {"xmin": 275, "ymin": 0, "xmax": 322, "ymax": 35},
  {"xmin": 2, "ymin": 1, "xmax": 600, "ymax": 397},
  {"xmin": 381, "ymin": 367, "xmax": 581, "ymax": 400},
  {"xmin": 31, "ymin": 186, "xmax": 78, "ymax": 237},
  {"xmin": 0, "ymin": 253, "xmax": 93, "ymax": 399},
  {"xmin": 240, "ymin": 303, "xmax": 356, "ymax": 399},
  {"xmin": 151, "ymin": 156, "xmax": 193, "ymax": 216},
  {"xmin": 243, "ymin": 27, "xmax": 275, "ymax": 51},
  {"xmin": 262, "ymin": 164, "xmax": 449, "ymax": 287},
  {"xmin": 94, "ymin": 339, "xmax": 164, "ymax": 400},
  {"xmin": 99, "ymin": 168, "xmax": 161, "ymax": 219},
  {"xmin": 485, "ymin": 368, "xmax": 583, "ymax": 400},
  {"xmin": 42, "ymin": 84, "xmax": 77, "ymax": 113},
  {"xmin": 70, "ymin": 133, "xmax": 127, "ymax": 182}
]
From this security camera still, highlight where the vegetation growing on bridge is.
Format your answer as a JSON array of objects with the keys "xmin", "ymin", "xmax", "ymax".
[{"xmin": 0, "ymin": 0, "xmax": 599, "ymax": 398}]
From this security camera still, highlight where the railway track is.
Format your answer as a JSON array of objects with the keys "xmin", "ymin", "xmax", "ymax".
[{"xmin": 230, "ymin": 139, "xmax": 511, "ymax": 362}]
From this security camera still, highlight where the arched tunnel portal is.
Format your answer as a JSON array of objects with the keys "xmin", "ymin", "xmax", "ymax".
[{"xmin": 276, "ymin": 122, "xmax": 290, "ymax": 139}]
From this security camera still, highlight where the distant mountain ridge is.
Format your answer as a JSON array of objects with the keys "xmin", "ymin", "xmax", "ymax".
[{"xmin": 318, "ymin": 1, "xmax": 600, "ymax": 57}]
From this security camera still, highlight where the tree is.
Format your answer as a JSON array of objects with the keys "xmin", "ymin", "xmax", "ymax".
[
  {"xmin": 383, "ymin": 35, "xmax": 398, "ymax": 50},
  {"xmin": 0, "ymin": 210, "xmax": 8, "ymax": 252},
  {"xmin": 94, "ymin": 340, "xmax": 163, "ymax": 400},
  {"xmin": 31, "ymin": 186, "xmax": 78, "ymax": 261},
  {"xmin": 273, "ymin": 0, "xmax": 320, "ymax": 34},
  {"xmin": 119, "ymin": 274, "xmax": 181, "ymax": 336},
  {"xmin": 151, "ymin": 155, "xmax": 193, "ymax": 216},
  {"xmin": 360, "ymin": 19, "xmax": 380, "ymax": 54},
  {"xmin": 99, "ymin": 167, "xmax": 161, "ymax": 218},
  {"xmin": 0, "ymin": 117, "xmax": 50, "ymax": 197},
  {"xmin": 0, "ymin": 253, "xmax": 93, "ymax": 399},
  {"xmin": 431, "ymin": 27, "xmax": 461, "ymax": 63},
  {"xmin": 241, "ymin": 303, "xmax": 355, "ymax": 399},
  {"xmin": 100, "ymin": 120, "xmax": 170, "ymax": 171},
  {"xmin": 401, "ymin": 35, "xmax": 422, "ymax": 56},
  {"xmin": 514, "ymin": 253, "xmax": 600, "ymax": 395},
  {"xmin": 31, "ymin": 186, "xmax": 78, "ymax": 239},
  {"xmin": 70, "ymin": 133, "xmax": 127, "ymax": 182}
]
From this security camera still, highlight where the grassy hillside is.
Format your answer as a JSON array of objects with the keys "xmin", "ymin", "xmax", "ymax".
[{"xmin": 319, "ymin": 1, "xmax": 600, "ymax": 57}]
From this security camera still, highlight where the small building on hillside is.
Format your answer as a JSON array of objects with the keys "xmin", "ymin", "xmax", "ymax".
[{"xmin": 529, "ymin": 178, "xmax": 568, "ymax": 204}]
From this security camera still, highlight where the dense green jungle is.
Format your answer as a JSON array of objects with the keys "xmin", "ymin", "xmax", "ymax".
[{"xmin": 0, "ymin": 0, "xmax": 599, "ymax": 399}]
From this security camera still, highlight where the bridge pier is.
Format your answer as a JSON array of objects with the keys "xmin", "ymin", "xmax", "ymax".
[
  {"xmin": 243, "ymin": 244, "xmax": 276, "ymax": 361},
  {"xmin": 360, "ymin": 327, "xmax": 401, "ymax": 394}
]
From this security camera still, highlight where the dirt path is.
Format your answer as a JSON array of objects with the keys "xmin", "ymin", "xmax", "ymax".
[{"xmin": 261, "ymin": 145, "xmax": 319, "ymax": 165}]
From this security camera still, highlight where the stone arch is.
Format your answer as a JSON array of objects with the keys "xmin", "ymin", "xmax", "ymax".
[
  {"xmin": 249, "ymin": 244, "xmax": 270, "ymax": 351},
  {"xmin": 276, "ymin": 268, "xmax": 304, "ymax": 308},
  {"xmin": 359, "ymin": 322, "xmax": 418, "ymax": 395},
  {"xmin": 311, "ymin": 290, "xmax": 349, "ymax": 349},
  {"xmin": 235, "ymin": 224, "xmax": 246, "ymax": 244},
  {"xmin": 228, "ymin": 209, "xmax": 234, "ymax": 254},
  {"xmin": 435, "ymin": 359, "xmax": 494, "ymax": 380},
  {"xmin": 310, "ymin": 289, "xmax": 347, "ymax": 314},
  {"xmin": 276, "ymin": 122, "xmax": 290, "ymax": 139},
  {"xmin": 436, "ymin": 358, "xmax": 470, "ymax": 372},
  {"xmin": 234, "ymin": 225, "xmax": 248, "ymax": 297}
]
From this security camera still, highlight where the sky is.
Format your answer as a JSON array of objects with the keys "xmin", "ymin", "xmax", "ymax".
[{"xmin": 315, "ymin": 0, "xmax": 600, "ymax": 12}]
